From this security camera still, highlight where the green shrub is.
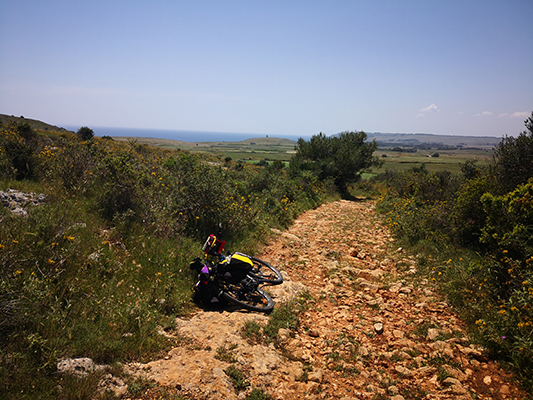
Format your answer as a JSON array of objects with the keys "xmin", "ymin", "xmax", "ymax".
[
  {"xmin": 0, "ymin": 124, "xmax": 38, "ymax": 180},
  {"xmin": 77, "ymin": 126, "xmax": 94, "ymax": 141},
  {"xmin": 164, "ymin": 153, "xmax": 256, "ymax": 240},
  {"xmin": 40, "ymin": 138, "xmax": 97, "ymax": 190},
  {"xmin": 480, "ymin": 178, "xmax": 533, "ymax": 264},
  {"xmin": 376, "ymin": 167, "xmax": 461, "ymax": 246},
  {"xmin": 464, "ymin": 254, "xmax": 533, "ymax": 390},
  {"xmin": 450, "ymin": 176, "xmax": 492, "ymax": 247},
  {"xmin": 376, "ymin": 115, "xmax": 533, "ymax": 394},
  {"xmin": 94, "ymin": 151, "xmax": 140, "ymax": 221},
  {"xmin": 224, "ymin": 365, "xmax": 250, "ymax": 391},
  {"xmin": 246, "ymin": 387, "xmax": 273, "ymax": 400},
  {"xmin": 289, "ymin": 131, "xmax": 381, "ymax": 195},
  {"xmin": 241, "ymin": 294, "xmax": 309, "ymax": 346},
  {"xmin": 242, "ymin": 320, "xmax": 263, "ymax": 343},
  {"xmin": 491, "ymin": 112, "xmax": 533, "ymax": 194}
]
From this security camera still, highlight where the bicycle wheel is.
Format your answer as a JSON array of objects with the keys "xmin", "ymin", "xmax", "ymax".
[
  {"xmin": 249, "ymin": 256, "xmax": 283, "ymax": 285},
  {"xmin": 220, "ymin": 283, "xmax": 274, "ymax": 313}
]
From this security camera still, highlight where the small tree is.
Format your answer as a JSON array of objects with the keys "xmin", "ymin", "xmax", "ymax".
[
  {"xmin": 270, "ymin": 160, "xmax": 285, "ymax": 171},
  {"xmin": 16, "ymin": 122, "xmax": 36, "ymax": 142},
  {"xmin": 491, "ymin": 112, "xmax": 533, "ymax": 194},
  {"xmin": 289, "ymin": 131, "xmax": 381, "ymax": 195},
  {"xmin": 77, "ymin": 126, "xmax": 94, "ymax": 141}
]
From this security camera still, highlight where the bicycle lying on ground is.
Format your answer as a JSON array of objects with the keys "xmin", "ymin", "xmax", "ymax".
[{"xmin": 190, "ymin": 232, "xmax": 283, "ymax": 312}]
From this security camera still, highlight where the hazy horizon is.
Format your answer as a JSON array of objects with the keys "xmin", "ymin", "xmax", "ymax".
[{"xmin": 61, "ymin": 123, "xmax": 508, "ymax": 142}]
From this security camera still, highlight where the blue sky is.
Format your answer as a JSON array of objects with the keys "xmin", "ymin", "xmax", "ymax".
[{"xmin": 1, "ymin": 0, "xmax": 532, "ymax": 138}]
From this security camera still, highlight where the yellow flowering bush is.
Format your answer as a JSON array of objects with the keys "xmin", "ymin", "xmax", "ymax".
[{"xmin": 374, "ymin": 114, "xmax": 533, "ymax": 391}]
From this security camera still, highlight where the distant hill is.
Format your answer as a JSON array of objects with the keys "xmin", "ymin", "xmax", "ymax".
[
  {"xmin": 1, "ymin": 114, "xmax": 503, "ymax": 149},
  {"xmin": 236, "ymin": 137, "xmax": 297, "ymax": 146},
  {"xmin": 366, "ymin": 132, "xmax": 501, "ymax": 150},
  {"xmin": 0, "ymin": 114, "xmax": 72, "ymax": 133}
]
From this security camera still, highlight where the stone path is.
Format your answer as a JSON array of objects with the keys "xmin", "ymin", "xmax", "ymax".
[{"xmin": 127, "ymin": 200, "xmax": 526, "ymax": 400}]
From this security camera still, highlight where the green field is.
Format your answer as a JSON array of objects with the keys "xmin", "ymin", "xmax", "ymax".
[
  {"xmin": 369, "ymin": 148, "xmax": 493, "ymax": 175},
  {"xmin": 113, "ymin": 135, "xmax": 495, "ymax": 174},
  {"xmin": 113, "ymin": 136, "xmax": 297, "ymax": 164}
]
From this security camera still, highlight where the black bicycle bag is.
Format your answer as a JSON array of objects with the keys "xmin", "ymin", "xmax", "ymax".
[{"xmin": 218, "ymin": 252, "xmax": 253, "ymax": 283}]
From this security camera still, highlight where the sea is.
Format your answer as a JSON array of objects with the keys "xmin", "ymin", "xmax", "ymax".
[{"xmin": 63, "ymin": 126, "xmax": 306, "ymax": 142}]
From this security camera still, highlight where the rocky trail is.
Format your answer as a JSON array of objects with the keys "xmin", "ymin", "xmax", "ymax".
[{"xmin": 126, "ymin": 200, "xmax": 526, "ymax": 400}]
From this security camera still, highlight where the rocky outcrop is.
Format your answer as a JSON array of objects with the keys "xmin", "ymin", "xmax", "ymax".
[
  {"xmin": 57, "ymin": 358, "xmax": 128, "ymax": 398},
  {"xmin": 0, "ymin": 188, "xmax": 45, "ymax": 216},
  {"xmin": 126, "ymin": 277, "xmax": 309, "ymax": 400}
]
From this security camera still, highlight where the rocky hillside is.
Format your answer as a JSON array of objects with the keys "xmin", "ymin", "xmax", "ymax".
[{"xmin": 126, "ymin": 200, "xmax": 525, "ymax": 400}]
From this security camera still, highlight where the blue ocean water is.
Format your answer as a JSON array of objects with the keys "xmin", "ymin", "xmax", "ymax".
[{"xmin": 64, "ymin": 126, "xmax": 304, "ymax": 142}]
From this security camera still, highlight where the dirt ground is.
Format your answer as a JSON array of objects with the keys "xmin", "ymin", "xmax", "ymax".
[{"xmin": 126, "ymin": 199, "xmax": 527, "ymax": 400}]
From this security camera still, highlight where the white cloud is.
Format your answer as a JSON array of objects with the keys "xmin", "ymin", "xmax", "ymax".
[
  {"xmin": 456, "ymin": 111, "xmax": 464, "ymax": 115},
  {"xmin": 420, "ymin": 103, "xmax": 439, "ymax": 113},
  {"xmin": 475, "ymin": 111, "xmax": 493, "ymax": 117},
  {"xmin": 416, "ymin": 113, "xmax": 425, "ymax": 119},
  {"xmin": 510, "ymin": 111, "xmax": 530, "ymax": 118}
]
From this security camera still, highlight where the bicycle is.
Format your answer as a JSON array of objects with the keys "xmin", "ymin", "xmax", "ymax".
[{"xmin": 190, "ymin": 232, "xmax": 283, "ymax": 312}]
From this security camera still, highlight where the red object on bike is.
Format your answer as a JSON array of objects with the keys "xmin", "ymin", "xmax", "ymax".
[
  {"xmin": 214, "ymin": 238, "xmax": 225, "ymax": 254},
  {"xmin": 203, "ymin": 234, "xmax": 225, "ymax": 255}
]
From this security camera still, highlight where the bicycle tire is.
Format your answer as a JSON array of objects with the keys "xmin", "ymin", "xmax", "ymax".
[
  {"xmin": 249, "ymin": 256, "xmax": 283, "ymax": 285},
  {"xmin": 220, "ymin": 284, "xmax": 274, "ymax": 313}
]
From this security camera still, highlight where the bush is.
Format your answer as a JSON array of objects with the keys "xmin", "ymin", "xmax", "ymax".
[
  {"xmin": 246, "ymin": 387, "xmax": 273, "ymax": 400},
  {"xmin": 96, "ymin": 151, "xmax": 140, "ymax": 221},
  {"xmin": 52, "ymin": 139, "xmax": 97, "ymax": 190},
  {"xmin": 376, "ymin": 166, "xmax": 461, "ymax": 246},
  {"xmin": 77, "ymin": 126, "xmax": 94, "ymax": 141},
  {"xmin": 491, "ymin": 112, "xmax": 533, "ymax": 194},
  {"xmin": 480, "ymin": 178, "xmax": 533, "ymax": 270},
  {"xmin": 450, "ymin": 176, "xmax": 492, "ymax": 247},
  {"xmin": 464, "ymin": 253, "xmax": 533, "ymax": 390},
  {"xmin": 164, "ymin": 153, "xmax": 255, "ymax": 240},
  {"xmin": 0, "ymin": 124, "xmax": 38, "ymax": 180},
  {"xmin": 289, "ymin": 131, "xmax": 381, "ymax": 195},
  {"xmin": 164, "ymin": 152, "xmax": 326, "ymax": 242}
]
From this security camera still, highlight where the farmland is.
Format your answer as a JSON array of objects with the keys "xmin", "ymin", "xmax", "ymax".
[{"xmin": 112, "ymin": 133, "xmax": 497, "ymax": 174}]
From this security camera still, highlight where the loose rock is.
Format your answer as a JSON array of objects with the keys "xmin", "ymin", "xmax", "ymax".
[{"xmin": 123, "ymin": 200, "xmax": 526, "ymax": 400}]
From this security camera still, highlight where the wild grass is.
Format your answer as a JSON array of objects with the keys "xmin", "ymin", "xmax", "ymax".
[
  {"xmin": 224, "ymin": 365, "xmax": 250, "ymax": 391},
  {"xmin": 245, "ymin": 387, "xmax": 274, "ymax": 400},
  {"xmin": 0, "ymin": 122, "xmax": 329, "ymax": 399}
]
